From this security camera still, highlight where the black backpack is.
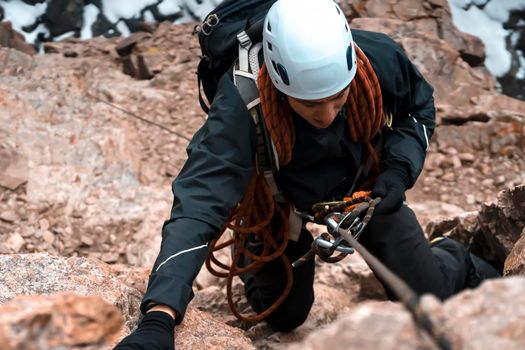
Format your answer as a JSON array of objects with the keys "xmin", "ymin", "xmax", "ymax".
[
  {"xmin": 192, "ymin": 0, "xmax": 279, "ymax": 174},
  {"xmin": 193, "ymin": 0, "xmax": 277, "ymax": 114}
]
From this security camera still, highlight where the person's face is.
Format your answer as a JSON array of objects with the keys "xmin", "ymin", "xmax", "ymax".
[{"xmin": 287, "ymin": 86, "xmax": 350, "ymax": 129}]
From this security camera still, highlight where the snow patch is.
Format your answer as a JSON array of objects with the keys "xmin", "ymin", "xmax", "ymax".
[
  {"xmin": 81, "ymin": 4, "xmax": 101, "ymax": 40},
  {"xmin": 158, "ymin": 0, "xmax": 183, "ymax": 15},
  {"xmin": 1, "ymin": 1, "xmax": 47, "ymax": 27},
  {"xmin": 181, "ymin": 0, "xmax": 222, "ymax": 20},
  {"xmin": 143, "ymin": 10, "xmax": 155, "ymax": 23},
  {"xmin": 483, "ymin": 0, "xmax": 525, "ymax": 23},
  {"xmin": 517, "ymin": 51, "xmax": 525, "ymax": 80},
  {"xmin": 23, "ymin": 23, "xmax": 49, "ymax": 50},
  {"xmin": 53, "ymin": 31, "xmax": 76, "ymax": 42},
  {"xmin": 1, "ymin": 1, "xmax": 47, "ymax": 42},
  {"xmin": 115, "ymin": 20, "xmax": 131, "ymax": 37},
  {"xmin": 100, "ymin": 0, "xmax": 158, "ymax": 23},
  {"xmin": 450, "ymin": 0, "xmax": 471, "ymax": 8},
  {"xmin": 448, "ymin": 0, "xmax": 516, "ymax": 77}
]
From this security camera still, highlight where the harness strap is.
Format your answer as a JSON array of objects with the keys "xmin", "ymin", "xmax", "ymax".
[{"xmin": 234, "ymin": 32, "xmax": 280, "ymax": 174}]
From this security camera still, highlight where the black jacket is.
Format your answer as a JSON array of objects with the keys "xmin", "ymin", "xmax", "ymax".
[{"xmin": 140, "ymin": 29, "xmax": 435, "ymax": 323}]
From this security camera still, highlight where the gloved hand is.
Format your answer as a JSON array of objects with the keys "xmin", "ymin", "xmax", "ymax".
[
  {"xmin": 113, "ymin": 311, "xmax": 175, "ymax": 350},
  {"xmin": 371, "ymin": 165, "xmax": 410, "ymax": 215}
]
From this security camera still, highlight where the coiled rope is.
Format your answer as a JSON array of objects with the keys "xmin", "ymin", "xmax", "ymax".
[{"xmin": 205, "ymin": 44, "xmax": 385, "ymax": 323}]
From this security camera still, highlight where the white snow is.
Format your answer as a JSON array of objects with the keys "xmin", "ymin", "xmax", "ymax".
[
  {"xmin": 451, "ymin": 0, "xmax": 471, "ymax": 8},
  {"xmin": 483, "ymin": 0, "xmax": 525, "ymax": 23},
  {"xmin": 181, "ymin": 0, "xmax": 222, "ymax": 20},
  {"xmin": 1, "ymin": 0, "xmax": 47, "ymax": 42},
  {"xmin": 448, "ymin": 0, "xmax": 522, "ymax": 77},
  {"xmin": 100, "ymin": 0, "xmax": 158, "ymax": 23},
  {"xmin": 143, "ymin": 10, "xmax": 155, "ymax": 23},
  {"xmin": 472, "ymin": 0, "xmax": 489, "ymax": 6},
  {"xmin": 81, "ymin": 4, "xmax": 101, "ymax": 40},
  {"xmin": 53, "ymin": 31, "xmax": 76, "ymax": 42},
  {"xmin": 22, "ymin": 22, "xmax": 49, "ymax": 51},
  {"xmin": 511, "ymin": 31, "xmax": 520, "ymax": 47},
  {"xmin": 174, "ymin": 11, "xmax": 195, "ymax": 24},
  {"xmin": 158, "ymin": 0, "xmax": 183, "ymax": 15},
  {"xmin": 517, "ymin": 51, "xmax": 525, "ymax": 80},
  {"xmin": 115, "ymin": 20, "xmax": 131, "ymax": 37},
  {"xmin": 1, "ymin": 1, "xmax": 47, "ymax": 27}
]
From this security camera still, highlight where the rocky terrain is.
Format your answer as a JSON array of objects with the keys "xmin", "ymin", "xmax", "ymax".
[
  {"xmin": 0, "ymin": 0, "xmax": 524, "ymax": 349},
  {"xmin": 3, "ymin": 0, "xmax": 524, "ymax": 102}
]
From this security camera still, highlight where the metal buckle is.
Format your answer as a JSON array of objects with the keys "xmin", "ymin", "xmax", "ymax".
[
  {"xmin": 201, "ymin": 14, "xmax": 220, "ymax": 36},
  {"xmin": 237, "ymin": 31, "xmax": 252, "ymax": 49}
]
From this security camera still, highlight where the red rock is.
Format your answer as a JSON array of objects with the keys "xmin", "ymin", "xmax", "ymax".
[{"xmin": 0, "ymin": 292, "xmax": 123, "ymax": 350}]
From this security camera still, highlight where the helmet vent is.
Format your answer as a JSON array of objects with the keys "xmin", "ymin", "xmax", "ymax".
[
  {"xmin": 268, "ymin": 42, "xmax": 273, "ymax": 51},
  {"xmin": 346, "ymin": 46, "xmax": 353, "ymax": 71},
  {"xmin": 345, "ymin": 23, "xmax": 349, "ymax": 32},
  {"xmin": 267, "ymin": 21, "xmax": 272, "ymax": 32},
  {"xmin": 277, "ymin": 63, "xmax": 290, "ymax": 85},
  {"xmin": 272, "ymin": 60, "xmax": 279, "ymax": 74},
  {"xmin": 335, "ymin": 5, "xmax": 340, "ymax": 15}
]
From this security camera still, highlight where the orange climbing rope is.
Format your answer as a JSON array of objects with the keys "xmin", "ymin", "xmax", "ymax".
[{"xmin": 205, "ymin": 44, "xmax": 385, "ymax": 323}]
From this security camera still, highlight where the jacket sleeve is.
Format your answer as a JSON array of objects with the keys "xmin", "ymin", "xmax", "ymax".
[
  {"xmin": 374, "ymin": 37, "xmax": 436, "ymax": 188},
  {"xmin": 140, "ymin": 74, "xmax": 256, "ymax": 324}
]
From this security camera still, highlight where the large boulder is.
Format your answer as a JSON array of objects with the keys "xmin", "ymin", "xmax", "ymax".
[
  {"xmin": 0, "ymin": 46, "xmax": 179, "ymax": 267},
  {"xmin": 0, "ymin": 22, "xmax": 36, "ymax": 56},
  {"xmin": 504, "ymin": 231, "xmax": 525, "ymax": 276},
  {"xmin": 0, "ymin": 253, "xmax": 144, "ymax": 331},
  {"xmin": 0, "ymin": 253, "xmax": 256, "ymax": 349},
  {"xmin": 426, "ymin": 185, "xmax": 525, "ymax": 271},
  {"xmin": 289, "ymin": 277, "xmax": 525, "ymax": 350},
  {"xmin": 350, "ymin": 17, "xmax": 524, "ymax": 125},
  {"xmin": 0, "ymin": 292, "xmax": 123, "ymax": 350}
]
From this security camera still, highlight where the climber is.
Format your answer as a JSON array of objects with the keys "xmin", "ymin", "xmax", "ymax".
[{"xmin": 114, "ymin": 0, "xmax": 499, "ymax": 348}]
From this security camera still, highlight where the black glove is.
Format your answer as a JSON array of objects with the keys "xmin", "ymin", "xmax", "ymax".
[
  {"xmin": 371, "ymin": 165, "xmax": 410, "ymax": 215},
  {"xmin": 114, "ymin": 311, "xmax": 175, "ymax": 350}
]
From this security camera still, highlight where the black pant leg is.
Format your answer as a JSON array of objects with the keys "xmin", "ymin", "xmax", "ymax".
[
  {"xmin": 243, "ymin": 229, "xmax": 315, "ymax": 331},
  {"xmin": 360, "ymin": 205, "xmax": 471, "ymax": 300}
]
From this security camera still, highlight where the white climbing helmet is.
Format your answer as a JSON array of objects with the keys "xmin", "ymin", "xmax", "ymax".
[{"xmin": 262, "ymin": 0, "xmax": 357, "ymax": 100}]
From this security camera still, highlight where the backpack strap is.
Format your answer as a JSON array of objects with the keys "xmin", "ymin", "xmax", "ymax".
[
  {"xmin": 234, "ymin": 31, "xmax": 304, "ymax": 242},
  {"xmin": 197, "ymin": 65, "xmax": 210, "ymax": 114},
  {"xmin": 233, "ymin": 31, "xmax": 280, "ymax": 193}
]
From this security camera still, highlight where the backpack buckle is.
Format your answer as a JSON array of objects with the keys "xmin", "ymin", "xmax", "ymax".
[
  {"xmin": 237, "ymin": 31, "xmax": 252, "ymax": 50},
  {"xmin": 200, "ymin": 14, "xmax": 220, "ymax": 36}
]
